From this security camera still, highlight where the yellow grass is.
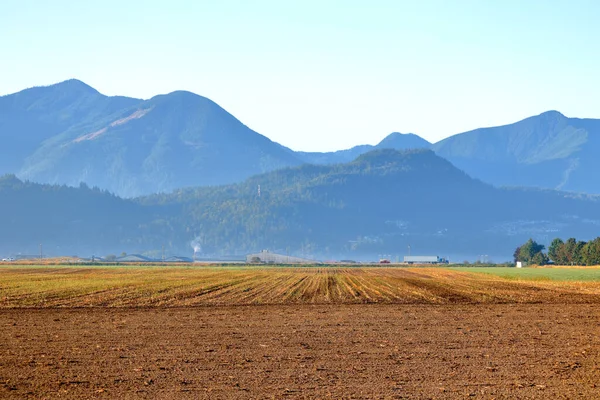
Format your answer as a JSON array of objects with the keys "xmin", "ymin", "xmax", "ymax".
[{"xmin": 2, "ymin": 266, "xmax": 600, "ymax": 307}]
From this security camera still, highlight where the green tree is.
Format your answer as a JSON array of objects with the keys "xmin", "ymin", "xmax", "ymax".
[
  {"xmin": 532, "ymin": 251, "xmax": 549, "ymax": 266},
  {"xmin": 564, "ymin": 238, "xmax": 575, "ymax": 264},
  {"xmin": 548, "ymin": 238, "xmax": 565, "ymax": 264},
  {"xmin": 582, "ymin": 237, "xmax": 600, "ymax": 266},
  {"xmin": 574, "ymin": 241, "xmax": 587, "ymax": 265},
  {"xmin": 513, "ymin": 246, "xmax": 522, "ymax": 263},
  {"xmin": 557, "ymin": 238, "xmax": 588, "ymax": 265},
  {"xmin": 516, "ymin": 239, "xmax": 546, "ymax": 264}
]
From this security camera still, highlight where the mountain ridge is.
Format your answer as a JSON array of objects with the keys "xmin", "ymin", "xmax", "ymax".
[
  {"xmin": 2, "ymin": 149, "xmax": 600, "ymax": 261},
  {"xmin": 2, "ymin": 79, "xmax": 600, "ymax": 195}
]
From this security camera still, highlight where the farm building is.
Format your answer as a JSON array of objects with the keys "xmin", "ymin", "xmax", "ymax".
[
  {"xmin": 246, "ymin": 250, "xmax": 320, "ymax": 264},
  {"xmin": 403, "ymin": 256, "xmax": 448, "ymax": 264}
]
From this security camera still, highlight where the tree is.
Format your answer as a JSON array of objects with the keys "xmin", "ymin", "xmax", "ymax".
[
  {"xmin": 531, "ymin": 251, "xmax": 549, "ymax": 266},
  {"xmin": 563, "ymin": 238, "xmax": 578, "ymax": 265},
  {"xmin": 513, "ymin": 246, "xmax": 522, "ymax": 263},
  {"xmin": 574, "ymin": 241, "xmax": 587, "ymax": 265},
  {"xmin": 582, "ymin": 238, "xmax": 600, "ymax": 266},
  {"xmin": 548, "ymin": 238, "xmax": 564, "ymax": 264},
  {"xmin": 516, "ymin": 239, "xmax": 545, "ymax": 264}
]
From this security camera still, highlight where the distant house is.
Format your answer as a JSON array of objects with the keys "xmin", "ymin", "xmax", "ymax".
[
  {"xmin": 403, "ymin": 256, "xmax": 448, "ymax": 265},
  {"xmin": 246, "ymin": 250, "xmax": 320, "ymax": 264}
]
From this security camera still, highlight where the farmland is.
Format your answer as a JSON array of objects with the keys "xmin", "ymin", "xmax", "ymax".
[
  {"xmin": 2, "ymin": 265, "xmax": 600, "ymax": 399},
  {"xmin": 451, "ymin": 266, "xmax": 600, "ymax": 281},
  {"xmin": 2, "ymin": 265, "xmax": 600, "ymax": 307}
]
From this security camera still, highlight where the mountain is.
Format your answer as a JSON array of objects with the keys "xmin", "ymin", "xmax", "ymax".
[
  {"xmin": 376, "ymin": 132, "xmax": 432, "ymax": 150},
  {"xmin": 2, "ymin": 149, "xmax": 600, "ymax": 260},
  {"xmin": 0, "ymin": 174, "xmax": 151, "ymax": 256},
  {"xmin": 297, "ymin": 132, "xmax": 431, "ymax": 165},
  {"xmin": 0, "ymin": 79, "xmax": 140, "ymax": 174},
  {"xmin": 0, "ymin": 80, "xmax": 303, "ymax": 197},
  {"xmin": 3, "ymin": 80, "xmax": 600, "ymax": 197},
  {"xmin": 299, "ymin": 112, "xmax": 600, "ymax": 194},
  {"xmin": 141, "ymin": 149, "xmax": 600, "ymax": 260},
  {"xmin": 432, "ymin": 111, "xmax": 600, "ymax": 193}
]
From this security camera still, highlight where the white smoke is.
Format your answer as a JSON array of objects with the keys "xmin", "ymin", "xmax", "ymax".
[{"xmin": 190, "ymin": 237, "xmax": 202, "ymax": 254}]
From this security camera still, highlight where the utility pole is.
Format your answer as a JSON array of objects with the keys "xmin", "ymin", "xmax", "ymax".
[{"xmin": 39, "ymin": 243, "xmax": 43, "ymax": 262}]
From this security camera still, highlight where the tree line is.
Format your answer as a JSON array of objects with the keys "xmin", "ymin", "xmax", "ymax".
[{"xmin": 515, "ymin": 237, "xmax": 600, "ymax": 266}]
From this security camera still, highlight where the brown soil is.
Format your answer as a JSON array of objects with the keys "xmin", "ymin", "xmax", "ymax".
[{"xmin": 1, "ymin": 305, "xmax": 599, "ymax": 399}]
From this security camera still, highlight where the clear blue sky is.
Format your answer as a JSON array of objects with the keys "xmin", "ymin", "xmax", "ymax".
[{"xmin": 1, "ymin": 0, "xmax": 598, "ymax": 151}]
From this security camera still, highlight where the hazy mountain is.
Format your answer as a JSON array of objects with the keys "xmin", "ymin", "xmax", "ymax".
[
  {"xmin": 432, "ymin": 111, "xmax": 600, "ymax": 193},
  {"xmin": 0, "ymin": 174, "xmax": 151, "ymax": 256},
  {"xmin": 2, "ymin": 149, "xmax": 600, "ymax": 260},
  {"xmin": 297, "ymin": 132, "xmax": 431, "ymax": 164},
  {"xmin": 0, "ymin": 79, "xmax": 140, "ymax": 174},
  {"xmin": 299, "ymin": 112, "xmax": 600, "ymax": 195},
  {"xmin": 143, "ymin": 149, "xmax": 600, "ymax": 260},
  {"xmin": 3, "ymin": 80, "xmax": 600, "ymax": 198},
  {"xmin": 376, "ymin": 132, "xmax": 432, "ymax": 150},
  {"xmin": 1, "ymin": 80, "xmax": 303, "ymax": 197}
]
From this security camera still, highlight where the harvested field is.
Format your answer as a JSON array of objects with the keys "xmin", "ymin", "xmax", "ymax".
[
  {"xmin": 2, "ymin": 266, "xmax": 600, "ymax": 307},
  {"xmin": 1, "ymin": 305, "xmax": 600, "ymax": 399},
  {"xmin": 2, "ymin": 266, "xmax": 600, "ymax": 398}
]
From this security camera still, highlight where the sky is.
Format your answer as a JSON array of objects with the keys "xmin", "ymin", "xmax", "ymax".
[{"xmin": 1, "ymin": 0, "xmax": 599, "ymax": 151}]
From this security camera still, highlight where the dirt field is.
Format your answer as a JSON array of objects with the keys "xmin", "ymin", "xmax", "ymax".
[
  {"xmin": 1, "ymin": 305, "xmax": 599, "ymax": 399},
  {"xmin": 2, "ymin": 266, "xmax": 600, "ymax": 398}
]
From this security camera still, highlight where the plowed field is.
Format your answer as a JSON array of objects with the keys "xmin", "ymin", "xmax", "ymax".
[
  {"xmin": 2, "ymin": 305, "xmax": 600, "ymax": 399},
  {"xmin": 1, "ymin": 266, "xmax": 600, "ymax": 399}
]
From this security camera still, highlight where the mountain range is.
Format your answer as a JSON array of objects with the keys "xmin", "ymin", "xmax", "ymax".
[
  {"xmin": 2, "ymin": 80, "xmax": 599, "ymax": 196},
  {"xmin": 2, "ymin": 149, "xmax": 599, "ymax": 261},
  {"xmin": 306, "ymin": 111, "xmax": 600, "ymax": 194}
]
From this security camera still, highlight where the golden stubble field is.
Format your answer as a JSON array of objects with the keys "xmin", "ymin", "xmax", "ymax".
[{"xmin": 2, "ymin": 265, "xmax": 600, "ymax": 307}]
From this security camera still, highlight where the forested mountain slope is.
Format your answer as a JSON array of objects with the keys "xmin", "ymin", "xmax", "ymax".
[{"xmin": 2, "ymin": 149, "xmax": 600, "ymax": 259}]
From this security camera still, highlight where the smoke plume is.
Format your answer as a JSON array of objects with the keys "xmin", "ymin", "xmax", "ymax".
[{"xmin": 190, "ymin": 237, "xmax": 202, "ymax": 254}]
